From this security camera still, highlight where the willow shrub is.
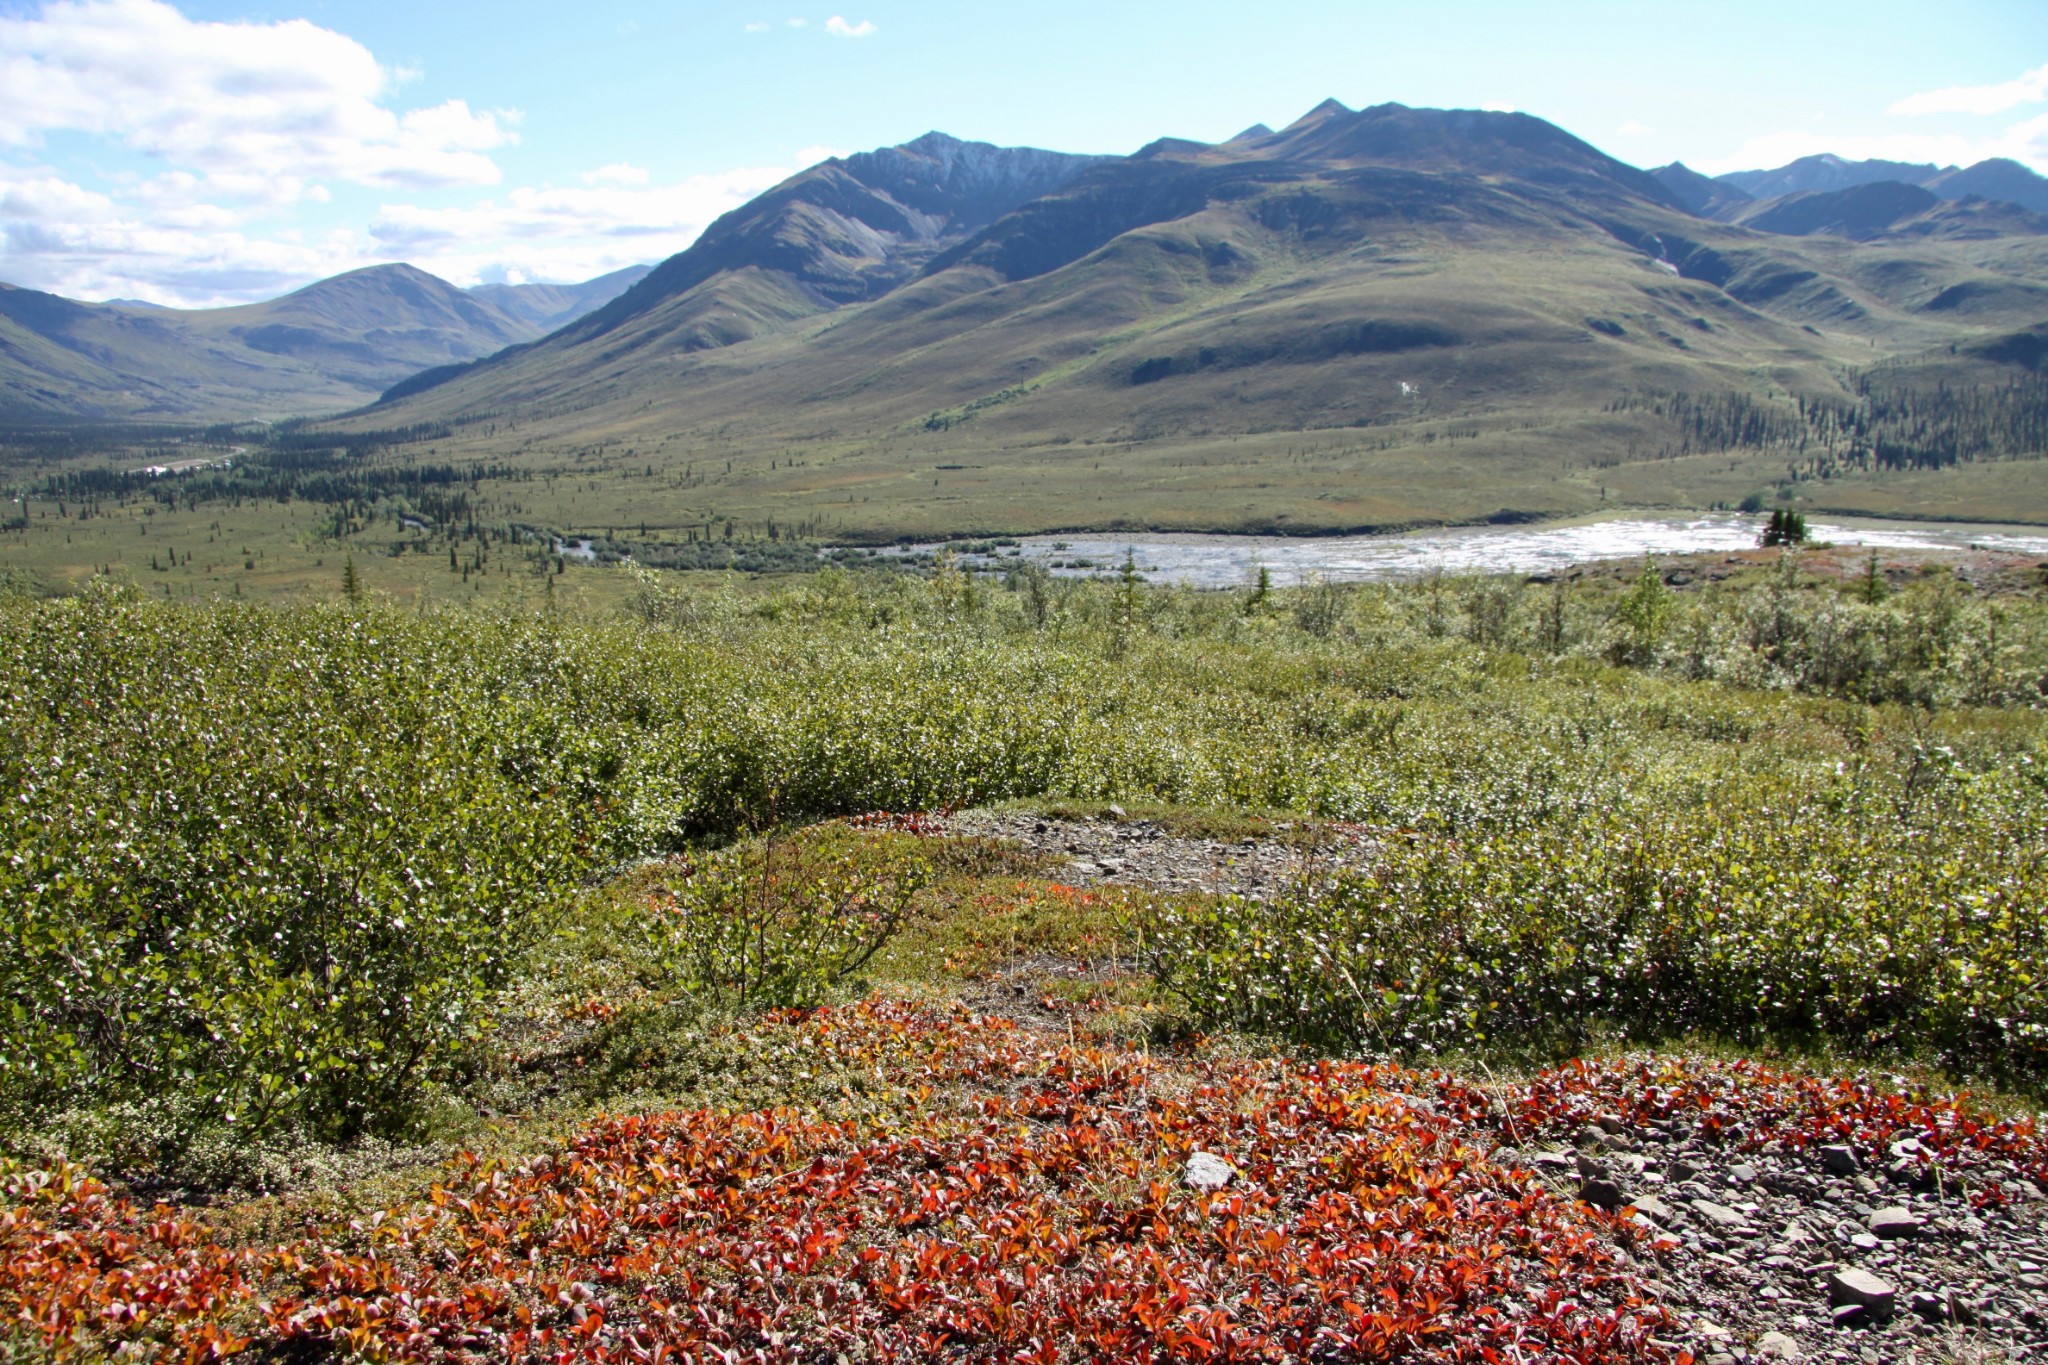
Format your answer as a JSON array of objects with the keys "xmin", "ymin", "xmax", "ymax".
[
  {"xmin": 5, "ymin": 563, "xmax": 2048, "ymax": 1147},
  {"xmin": 1143, "ymin": 758, "xmax": 2048, "ymax": 1085},
  {"xmin": 642, "ymin": 827, "xmax": 935, "ymax": 1010},
  {"xmin": 0, "ymin": 587, "xmax": 600, "ymax": 1141}
]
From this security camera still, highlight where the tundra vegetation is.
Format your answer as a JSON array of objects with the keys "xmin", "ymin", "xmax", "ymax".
[{"xmin": 1, "ymin": 553, "xmax": 2046, "ymax": 1361}]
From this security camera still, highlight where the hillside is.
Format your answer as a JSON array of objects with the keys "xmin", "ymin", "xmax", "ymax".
[
  {"xmin": 0, "ymin": 262, "xmax": 646, "ymax": 421},
  {"xmin": 317, "ymin": 100, "xmax": 2048, "ymax": 541}
]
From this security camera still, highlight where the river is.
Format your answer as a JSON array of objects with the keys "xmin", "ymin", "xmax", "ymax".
[{"xmin": 906, "ymin": 513, "xmax": 2048, "ymax": 588}]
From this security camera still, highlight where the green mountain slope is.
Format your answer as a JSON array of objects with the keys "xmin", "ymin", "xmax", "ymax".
[
  {"xmin": 0, "ymin": 263, "xmax": 647, "ymax": 421},
  {"xmin": 305, "ymin": 101, "xmax": 2048, "ymax": 537}
]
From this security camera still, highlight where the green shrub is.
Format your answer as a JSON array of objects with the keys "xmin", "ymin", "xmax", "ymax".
[
  {"xmin": 1143, "ymin": 758, "xmax": 2048, "ymax": 1084},
  {"xmin": 0, "ymin": 586, "xmax": 596, "ymax": 1142},
  {"xmin": 640, "ymin": 828, "xmax": 935, "ymax": 1009}
]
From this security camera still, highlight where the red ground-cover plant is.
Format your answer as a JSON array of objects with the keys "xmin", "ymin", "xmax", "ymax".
[
  {"xmin": 1491, "ymin": 1056, "xmax": 2048, "ymax": 1198},
  {"xmin": 11, "ymin": 1004, "xmax": 2041, "ymax": 1363},
  {"xmin": 0, "ymin": 1163, "xmax": 258, "ymax": 1363},
  {"xmin": 258, "ymin": 1005, "xmax": 1672, "ymax": 1362}
]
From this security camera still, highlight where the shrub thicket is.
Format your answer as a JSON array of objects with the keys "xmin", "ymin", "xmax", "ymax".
[{"xmin": 1, "ymin": 555, "xmax": 2045, "ymax": 1154}]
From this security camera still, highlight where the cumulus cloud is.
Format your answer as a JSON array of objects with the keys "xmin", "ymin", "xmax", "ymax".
[
  {"xmin": 0, "ymin": 0, "xmax": 516, "ymax": 193},
  {"xmin": 1891, "ymin": 63, "xmax": 2048, "ymax": 117},
  {"xmin": 0, "ymin": 144, "xmax": 844, "ymax": 307},
  {"xmin": 582, "ymin": 163, "xmax": 651, "ymax": 186},
  {"xmin": 825, "ymin": 15, "xmax": 877, "ymax": 37}
]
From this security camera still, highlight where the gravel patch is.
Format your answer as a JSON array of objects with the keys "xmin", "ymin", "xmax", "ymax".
[
  {"xmin": 934, "ymin": 809, "xmax": 1378, "ymax": 899},
  {"xmin": 1511, "ymin": 1114, "xmax": 2048, "ymax": 1364}
]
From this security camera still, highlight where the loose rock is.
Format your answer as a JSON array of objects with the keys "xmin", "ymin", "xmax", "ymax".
[
  {"xmin": 1826, "ymin": 1267, "xmax": 1896, "ymax": 1319},
  {"xmin": 1183, "ymin": 1151, "xmax": 1238, "ymax": 1191}
]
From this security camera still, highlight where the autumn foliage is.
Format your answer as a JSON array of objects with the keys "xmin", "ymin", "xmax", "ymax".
[{"xmin": 5, "ymin": 1000, "xmax": 2043, "ymax": 1363}]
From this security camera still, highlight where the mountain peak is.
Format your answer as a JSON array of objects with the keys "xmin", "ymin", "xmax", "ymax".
[{"xmin": 1285, "ymin": 98, "xmax": 1354, "ymax": 130}]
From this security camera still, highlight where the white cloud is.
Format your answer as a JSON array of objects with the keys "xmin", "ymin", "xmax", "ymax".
[
  {"xmin": 744, "ymin": 21, "xmax": 770, "ymax": 31},
  {"xmin": 825, "ymin": 15, "xmax": 876, "ymax": 37},
  {"xmin": 787, "ymin": 17, "xmax": 808, "ymax": 26},
  {"xmin": 582, "ymin": 162, "xmax": 650, "ymax": 186},
  {"xmin": 0, "ymin": 144, "xmax": 846, "ymax": 308},
  {"xmin": 0, "ymin": 0, "xmax": 516, "ymax": 193},
  {"xmin": 1891, "ymin": 63, "xmax": 2048, "ymax": 117}
]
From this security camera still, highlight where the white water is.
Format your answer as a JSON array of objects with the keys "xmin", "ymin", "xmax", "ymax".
[{"xmin": 908, "ymin": 514, "xmax": 2048, "ymax": 588}]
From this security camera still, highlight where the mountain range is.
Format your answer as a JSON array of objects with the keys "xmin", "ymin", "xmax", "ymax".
[
  {"xmin": 4, "ymin": 101, "xmax": 2048, "ymax": 539},
  {"xmin": 0, "ymin": 262, "xmax": 648, "ymax": 420},
  {"xmin": 323, "ymin": 106, "xmax": 2047, "ymax": 492}
]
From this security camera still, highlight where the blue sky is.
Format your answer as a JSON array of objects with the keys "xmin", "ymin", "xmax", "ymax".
[{"xmin": 0, "ymin": 0, "xmax": 2042, "ymax": 305}]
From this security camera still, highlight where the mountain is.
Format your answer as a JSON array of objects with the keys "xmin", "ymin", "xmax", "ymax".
[
  {"xmin": 323, "ymin": 100, "xmax": 2040, "ymax": 543},
  {"xmin": 1719, "ymin": 181, "xmax": 2044, "ymax": 242},
  {"xmin": 1651, "ymin": 162, "xmax": 1753, "ymax": 218},
  {"xmin": 467, "ymin": 265, "xmax": 652, "ymax": 331},
  {"xmin": 1928, "ymin": 159, "xmax": 2048, "ymax": 216},
  {"xmin": 0, "ymin": 262, "xmax": 648, "ymax": 420},
  {"xmin": 306, "ymin": 100, "xmax": 2048, "ymax": 540},
  {"xmin": 1720, "ymin": 154, "xmax": 1946, "ymax": 200},
  {"xmin": 1713, "ymin": 154, "xmax": 2048, "ymax": 217}
]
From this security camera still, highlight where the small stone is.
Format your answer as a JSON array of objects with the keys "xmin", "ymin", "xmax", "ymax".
[
  {"xmin": 1866, "ymin": 1207, "xmax": 1922, "ymax": 1240},
  {"xmin": 1691, "ymin": 1199, "xmax": 1749, "ymax": 1230},
  {"xmin": 1581, "ymin": 1177, "xmax": 1631, "ymax": 1210},
  {"xmin": 1183, "ymin": 1151, "xmax": 1238, "ymax": 1191},
  {"xmin": 1819, "ymin": 1145, "xmax": 1860, "ymax": 1174},
  {"xmin": 1728, "ymin": 1163, "xmax": 1759, "ymax": 1185},
  {"xmin": 1106, "ymin": 804, "xmax": 1128, "ymax": 819},
  {"xmin": 1827, "ymin": 1268, "xmax": 1896, "ymax": 1318},
  {"xmin": 1530, "ymin": 1151, "xmax": 1573, "ymax": 1170},
  {"xmin": 1596, "ymin": 1113, "xmax": 1629, "ymax": 1135},
  {"xmin": 1847, "ymin": 1232, "xmax": 1880, "ymax": 1252},
  {"xmin": 1831, "ymin": 1304, "xmax": 1871, "ymax": 1329},
  {"xmin": 1630, "ymin": 1195, "xmax": 1677, "ymax": 1225},
  {"xmin": 1667, "ymin": 1157, "xmax": 1702, "ymax": 1183},
  {"xmin": 1756, "ymin": 1331, "xmax": 1802, "ymax": 1361},
  {"xmin": 1908, "ymin": 1289, "xmax": 1974, "ymax": 1324}
]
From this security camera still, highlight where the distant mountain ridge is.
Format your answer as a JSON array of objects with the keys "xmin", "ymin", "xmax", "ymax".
[
  {"xmin": 1655, "ymin": 153, "xmax": 2048, "ymax": 221},
  {"xmin": 0, "ymin": 262, "xmax": 650, "ymax": 420},
  {"xmin": 468, "ymin": 265, "xmax": 652, "ymax": 331}
]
